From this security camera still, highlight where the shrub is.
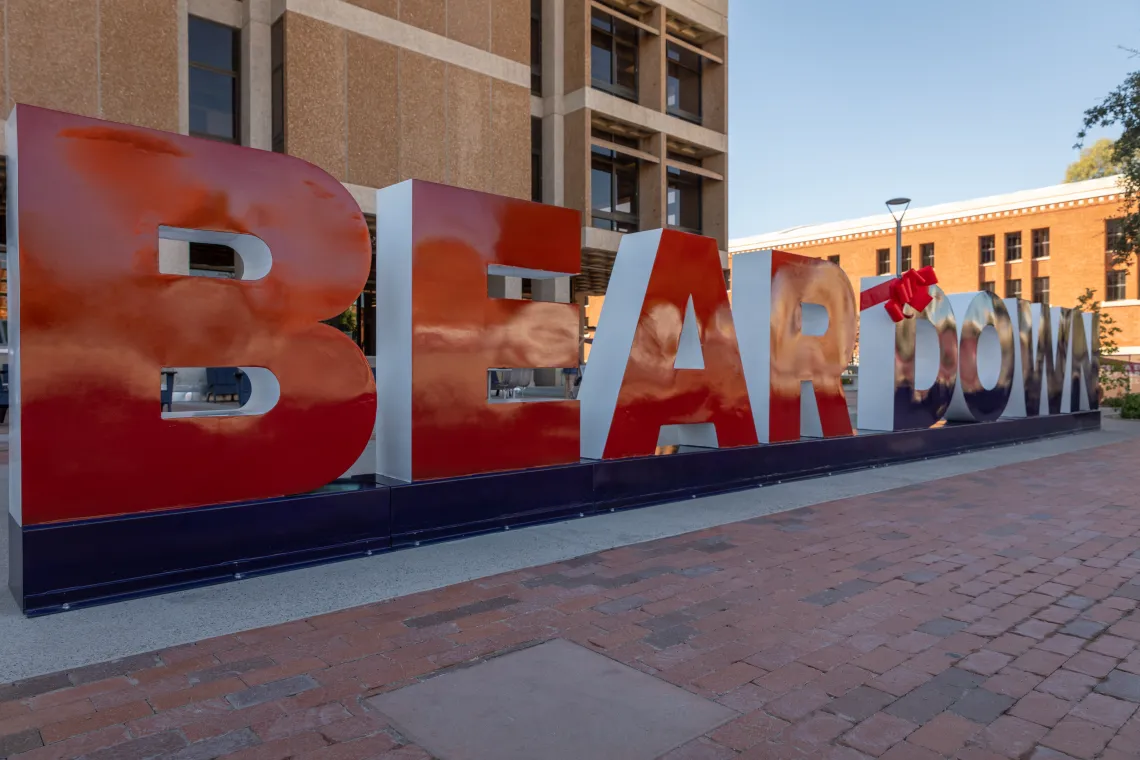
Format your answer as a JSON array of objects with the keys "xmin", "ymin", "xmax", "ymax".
[
  {"xmin": 1103, "ymin": 395, "xmax": 1126, "ymax": 408},
  {"xmin": 1121, "ymin": 393, "xmax": 1140, "ymax": 419}
]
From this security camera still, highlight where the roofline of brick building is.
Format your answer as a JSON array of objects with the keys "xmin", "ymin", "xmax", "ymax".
[{"xmin": 729, "ymin": 175, "xmax": 1125, "ymax": 253}]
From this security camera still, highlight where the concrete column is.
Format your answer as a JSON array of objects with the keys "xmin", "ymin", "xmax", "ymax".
[
  {"xmin": 242, "ymin": 0, "xmax": 273, "ymax": 149},
  {"xmin": 541, "ymin": 0, "xmax": 565, "ymax": 206},
  {"xmin": 640, "ymin": 133, "xmax": 666, "ymax": 231},
  {"xmin": 701, "ymin": 36, "xmax": 728, "ymax": 134},
  {"xmin": 639, "ymin": 7, "xmax": 666, "ymax": 113},
  {"xmin": 533, "ymin": 277, "xmax": 571, "ymax": 386},
  {"xmin": 701, "ymin": 151, "xmax": 727, "ymax": 252},
  {"xmin": 177, "ymin": 0, "xmax": 190, "ymax": 134}
]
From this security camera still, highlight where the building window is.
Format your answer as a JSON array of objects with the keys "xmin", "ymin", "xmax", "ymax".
[
  {"xmin": 1005, "ymin": 232, "xmax": 1022, "ymax": 261},
  {"xmin": 828, "ymin": 255, "xmax": 840, "ymax": 265},
  {"xmin": 981, "ymin": 281, "xmax": 995, "ymax": 294},
  {"xmin": 1107, "ymin": 218, "xmax": 1126, "ymax": 255},
  {"xmin": 901, "ymin": 245, "xmax": 912, "ymax": 271},
  {"xmin": 979, "ymin": 235, "xmax": 995, "ymax": 265},
  {"xmin": 590, "ymin": 7, "xmax": 638, "ymax": 102},
  {"xmin": 1107, "ymin": 269, "xmax": 1128, "ymax": 302},
  {"xmin": 876, "ymin": 248, "xmax": 890, "ymax": 275},
  {"xmin": 531, "ymin": 0, "xmax": 542, "ymax": 95},
  {"xmin": 1006, "ymin": 279, "xmax": 1022, "ymax": 299},
  {"xmin": 271, "ymin": 18, "xmax": 284, "ymax": 153},
  {"xmin": 666, "ymin": 43, "xmax": 702, "ymax": 123},
  {"xmin": 666, "ymin": 167, "xmax": 702, "ymax": 234},
  {"xmin": 1031, "ymin": 228, "xmax": 1050, "ymax": 259},
  {"xmin": 591, "ymin": 145, "xmax": 639, "ymax": 232},
  {"xmin": 531, "ymin": 118, "xmax": 542, "ymax": 203},
  {"xmin": 920, "ymin": 243, "xmax": 934, "ymax": 268},
  {"xmin": 1032, "ymin": 276, "xmax": 1049, "ymax": 304},
  {"xmin": 189, "ymin": 16, "xmax": 240, "ymax": 144}
]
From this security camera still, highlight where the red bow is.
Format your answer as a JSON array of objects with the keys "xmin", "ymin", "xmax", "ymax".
[{"xmin": 859, "ymin": 266, "xmax": 939, "ymax": 322}]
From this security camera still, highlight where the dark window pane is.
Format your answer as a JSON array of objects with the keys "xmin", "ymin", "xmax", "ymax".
[
  {"xmin": 828, "ymin": 255, "xmax": 840, "ymax": 265},
  {"xmin": 1007, "ymin": 279, "xmax": 1021, "ymax": 299},
  {"xmin": 189, "ymin": 67, "xmax": 237, "ymax": 141},
  {"xmin": 531, "ymin": 118, "xmax": 542, "ymax": 203},
  {"xmin": 591, "ymin": 165, "xmax": 613, "ymax": 212},
  {"xmin": 666, "ymin": 44, "xmax": 701, "ymax": 120},
  {"xmin": 979, "ymin": 235, "xmax": 995, "ymax": 264},
  {"xmin": 920, "ymin": 243, "xmax": 934, "ymax": 268},
  {"xmin": 615, "ymin": 161, "xmax": 637, "ymax": 215},
  {"xmin": 1032, "ymin": 277, "xmax": 1050, "ymax": 304},
  {"xmin": 591, "ymin": 29, "xmax": 613, "ymax": 85},
  {"xmin": 531, "ymin": 0, "xmax": 542, "ymax": 95},
  {"xmin": 615, "ymin": 40, "xmax": 637, "ymax": 92},
  {"xmin": 876, "ymin": 248, "xmax": 890, "ymax": 275},
  {"xmin": 1006, "ymin": 232, "xmax": 1022, "ymax": 261},
  {"xmin": 189, "ymin": 16, "xmax": 236, "ymax": 71},
  {"xmin": 901, "ymin": 245, "xmax": 911, "ymax": 271},
  {"xmin": 981, "ymin": 281, "xmax": 995, "ymax": 293},
  {"xmin": 667, "ymin": 171, "xmax": 702, "ymax": 233},
  {"xmin": 1108, "ymin": 270, "xmax": 1128, "ymax": 301},
  {"xmin": 1032, "ymin": 228, "xmax": 1050, "ymax": 259}
]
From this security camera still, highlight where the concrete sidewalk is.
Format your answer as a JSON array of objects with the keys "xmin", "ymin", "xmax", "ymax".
[{"xmin": 0, "ymin": 420, "xmax": 1138, "ymax": 757}]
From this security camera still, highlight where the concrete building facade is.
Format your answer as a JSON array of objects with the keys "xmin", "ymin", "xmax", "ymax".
[
  {"xmin": 729, "ymin": 177, "xmax": 1140, "ymax": 355},
  {"xmin": 0, "ymin": 0, "xmax": 730, "ymax": 371}
]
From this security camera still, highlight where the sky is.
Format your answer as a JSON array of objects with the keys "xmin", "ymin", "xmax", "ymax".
[{"xmin": 727, "ymin": 0, "xmax": 1140, "ymax": 241}]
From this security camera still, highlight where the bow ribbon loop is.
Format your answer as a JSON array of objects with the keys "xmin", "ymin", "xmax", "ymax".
[{"xmin": 860, "ymin": 266, "xmax": 939, "ymax": 323}]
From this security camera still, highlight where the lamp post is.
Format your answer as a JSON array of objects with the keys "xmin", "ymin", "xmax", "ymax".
[{"xmin": 886, "ymin": 197, "xmax": 911, "ymax": 276}]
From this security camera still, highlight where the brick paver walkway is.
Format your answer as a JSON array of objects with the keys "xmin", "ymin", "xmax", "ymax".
[{"xmin": 4, "ymin": 440, "xmax": 1140, "ymax": 759}]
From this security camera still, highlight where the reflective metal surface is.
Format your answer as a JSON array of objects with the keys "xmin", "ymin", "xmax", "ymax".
[
  {"xmin": 10, "ymin": 105, "xmax": 375, "ymax": 525},
  {"xmin": 893, "ymin": 284, "xmax": 958, "ymax": 430},
  {"xmin": 1044, "ymin": 306, "xmax": 1071, "ymax": 415},
  {"xmin": 955, "ymin": 291, "xmax": 1014, "ymax": 421},
  {"xmin": 599, "ymin": 230, "xmax": 757, "ymax": 459},
  {"xmin": 404, "ymin": 182, "xmax": 580, "ymax": 480},
  {"xmin": 1069, "ymin": 309, "xmax": 1099, "ymax": 411},
  {"xmin": 1008, "ymin": 300, "xmax": 1069, "ymax": 416},
  {"xmin": 768, "ymin": 251, "xmax": 855, "ymax": 441}
]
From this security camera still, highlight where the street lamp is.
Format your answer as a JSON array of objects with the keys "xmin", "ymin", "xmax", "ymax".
[{"xmin": 886, "ymin": 197, "xmax": 911, "ymax": 275}]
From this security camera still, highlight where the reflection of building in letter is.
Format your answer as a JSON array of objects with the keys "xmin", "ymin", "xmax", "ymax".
[
  {"xmin": 730, "ymin": 176, "xmax": 1136, "ymax": 360},
  {"xmin": 0, "ymin": 0, "xmax": 730, "ymax": 387}
]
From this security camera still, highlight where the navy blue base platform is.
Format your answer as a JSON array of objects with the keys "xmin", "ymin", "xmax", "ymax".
[{"xmin": 9, "ymin": 411, "xmax": 1100, "ymax": 616}]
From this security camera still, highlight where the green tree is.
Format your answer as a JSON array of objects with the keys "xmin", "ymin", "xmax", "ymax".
[
  {"xmin": 1077, "ymin": 287, "xmax": 1127, "ymax": 396},
  {"xmin": 1077, "ymin": 50, "xmax": 1139, "ymax": 267},
  {"xmin": 1065, "ymin": 138, "xmax": 1124, "ymax": 181}
]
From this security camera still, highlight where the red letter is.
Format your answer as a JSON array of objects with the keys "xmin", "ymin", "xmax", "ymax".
[
  {"xmin": 8, "ymin": 105, "xmax": 374, "ymax": 524},
  {"xmin": 374, "ymin": 181, "xmax": 580, "ymax": 481},
  {"xmin": 579, "ymin": 230, "xmax": 756, "ymax": 459}
]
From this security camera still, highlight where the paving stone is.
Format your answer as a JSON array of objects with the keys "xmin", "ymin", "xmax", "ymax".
[
  {"xmin": 958, "ymin": 651, "xmax": 1012, "ymax": 677},
  {"xmin": 0, "ymin": 728, "xmax": 44, "ymax": 755},
  {"xmin": 1059, "ymin": 619, "xmax": 1108, "ymax": 639},
  {"xmin": 902, "ymin": 571, "xmax": 939, "ymax": 584},
  {"xmin": 884, "ymin": 683, "xmax": 961, "ymax": 725},
  {"xmin": 0, "ymin": 672, "xmax": 73, "ymax": 703},
  {"xmin": 949, "ymin": 688, "xmax": 1015, "ymax": 724},
  {"xmin": 906, "ymin": 711, "xmax": 979, "ymax": 755},
  {"xmin": 169, "ymin": 729, "xmax": 261, "ymax": 760},
  {"xmin": 915, "ymin": 618, "xmax": 968, "ymax": 637},
  {"xmin": 67, "ymin": 653, "xmax": 162, "ymax": 686},
  {"xmin": 979, "ymin": 714, "xmax": 1048, "ymax": 757},
  {"xmin": 1040, "ymin": 717, "xmax": 1115, "ymax": 758},
  {"xmin": 825, "ymin": 686, "xmax": 896, "ymax": 723},
  {"xmin": 225, "ymin": 674, "xmax": 318, "ymax": 708},
  {"xmin": 594, "ymin": 595, "xmax": 649, "ymax": 615},
  {"xmin": 1069, "ymin": 693, "xmax": 1138, "ymax": 729},
  {"xmin": 1096, "ymin": 670, "xmax": 1140, "ymax": 703},
  {"xmin": 877, "ymin": 532, "xmax": 910, "ymax": 541},
  {"xmin": 1058, "ymin": 595, "xmax": 1094, "ymax": 610},
  {"xmin": 855, "ymin": 559, "xmax": 894, "ymax": 573},
  {"xmin": 842, "ymin": 712, "xmax": 916, "ymax": 756},
  {"xmin": 644, "ymin": 625, "xmax": 699, "ymax": 650},
  {"xmin": 404, "ymin": 596, "xmax": 519, "ymax": 628},
  {"xmin": 1011, "ymin": 690, "xmax": 1075, "ymax": 728},
  {"xmin": 1038, "ymin": 670, "xmax": 1100, "ymax": 701},
  {"xmin": 82, "ymin": 730, "xmax": 189, "ymax": 760}
]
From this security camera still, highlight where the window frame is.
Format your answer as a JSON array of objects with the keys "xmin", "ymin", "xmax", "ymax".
[
  {"xmin": 1031, "ymin": 228, "xmax": 1050, "ymax": 260},
  {"xmin": 590, "ymin": 144, "xmax": 640, "ymax": 233},
  {"xmin": 876, "ymin": 248, "xmax": 890, "ymax": 275},
  {"xmin": 1006, "ymin": 278, "xmax": 1022, "ymax": 300},
  {"xmin": 531, "ymin": 117, "xmax": 543, "ymax": 203},
  {"xmin": 979, "ymin": 235, "xmax": 995, "ymax": 265},
  {"xmin": 188, "ymin": 15, "xmax": 241, "ymax": 145},
  {"xmin": 1107, "ymin": 218, "xmax": 1127, "ymax": 254},
  {"xmin": 1005, "ymin": 231, "xmax": 1022, "ymax": 262},
  {"xmin": 1107, "ymin": 269, "xmax": 1128, "ymax": 302},
  {"xmin": 590, "ymin": 7, "xmax": 639, "ymax": 102},
  {"xmin": 530, "ymin": 0, "xmax": 542, "ymax": 96},
  {"xmin": 828, "ymin": 254, "xmax": 840, "ymax": 265},
  {"xmin": 920, "ymin": 242, "xmax": 934, "ymax": 269},
  {"xmin": 1032, "ymin": 276, "xmax": 1049, "ymax": 305},
  {"xmin": 900, "ymin": 245, "xmax": 912, "ymax": 271},
  {"xmin": 666, "ymin": 166, "xmax": 702, "ymax": 235},
  {"xmin": 666, "ymin": 42, "xmax": 702, "ymax": 124},
  {"xmin": 981, "ymin": 281, "xmax": 995, "ymax": 294}
]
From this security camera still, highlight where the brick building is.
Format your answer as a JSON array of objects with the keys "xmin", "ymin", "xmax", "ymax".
[
  {"xmin": 0, "ymin": 0, "xmax": 729, "ymax": 374},
  {"xmin": 729, "ymin": 176, "xmax": 1139, "ymax": 355}
]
